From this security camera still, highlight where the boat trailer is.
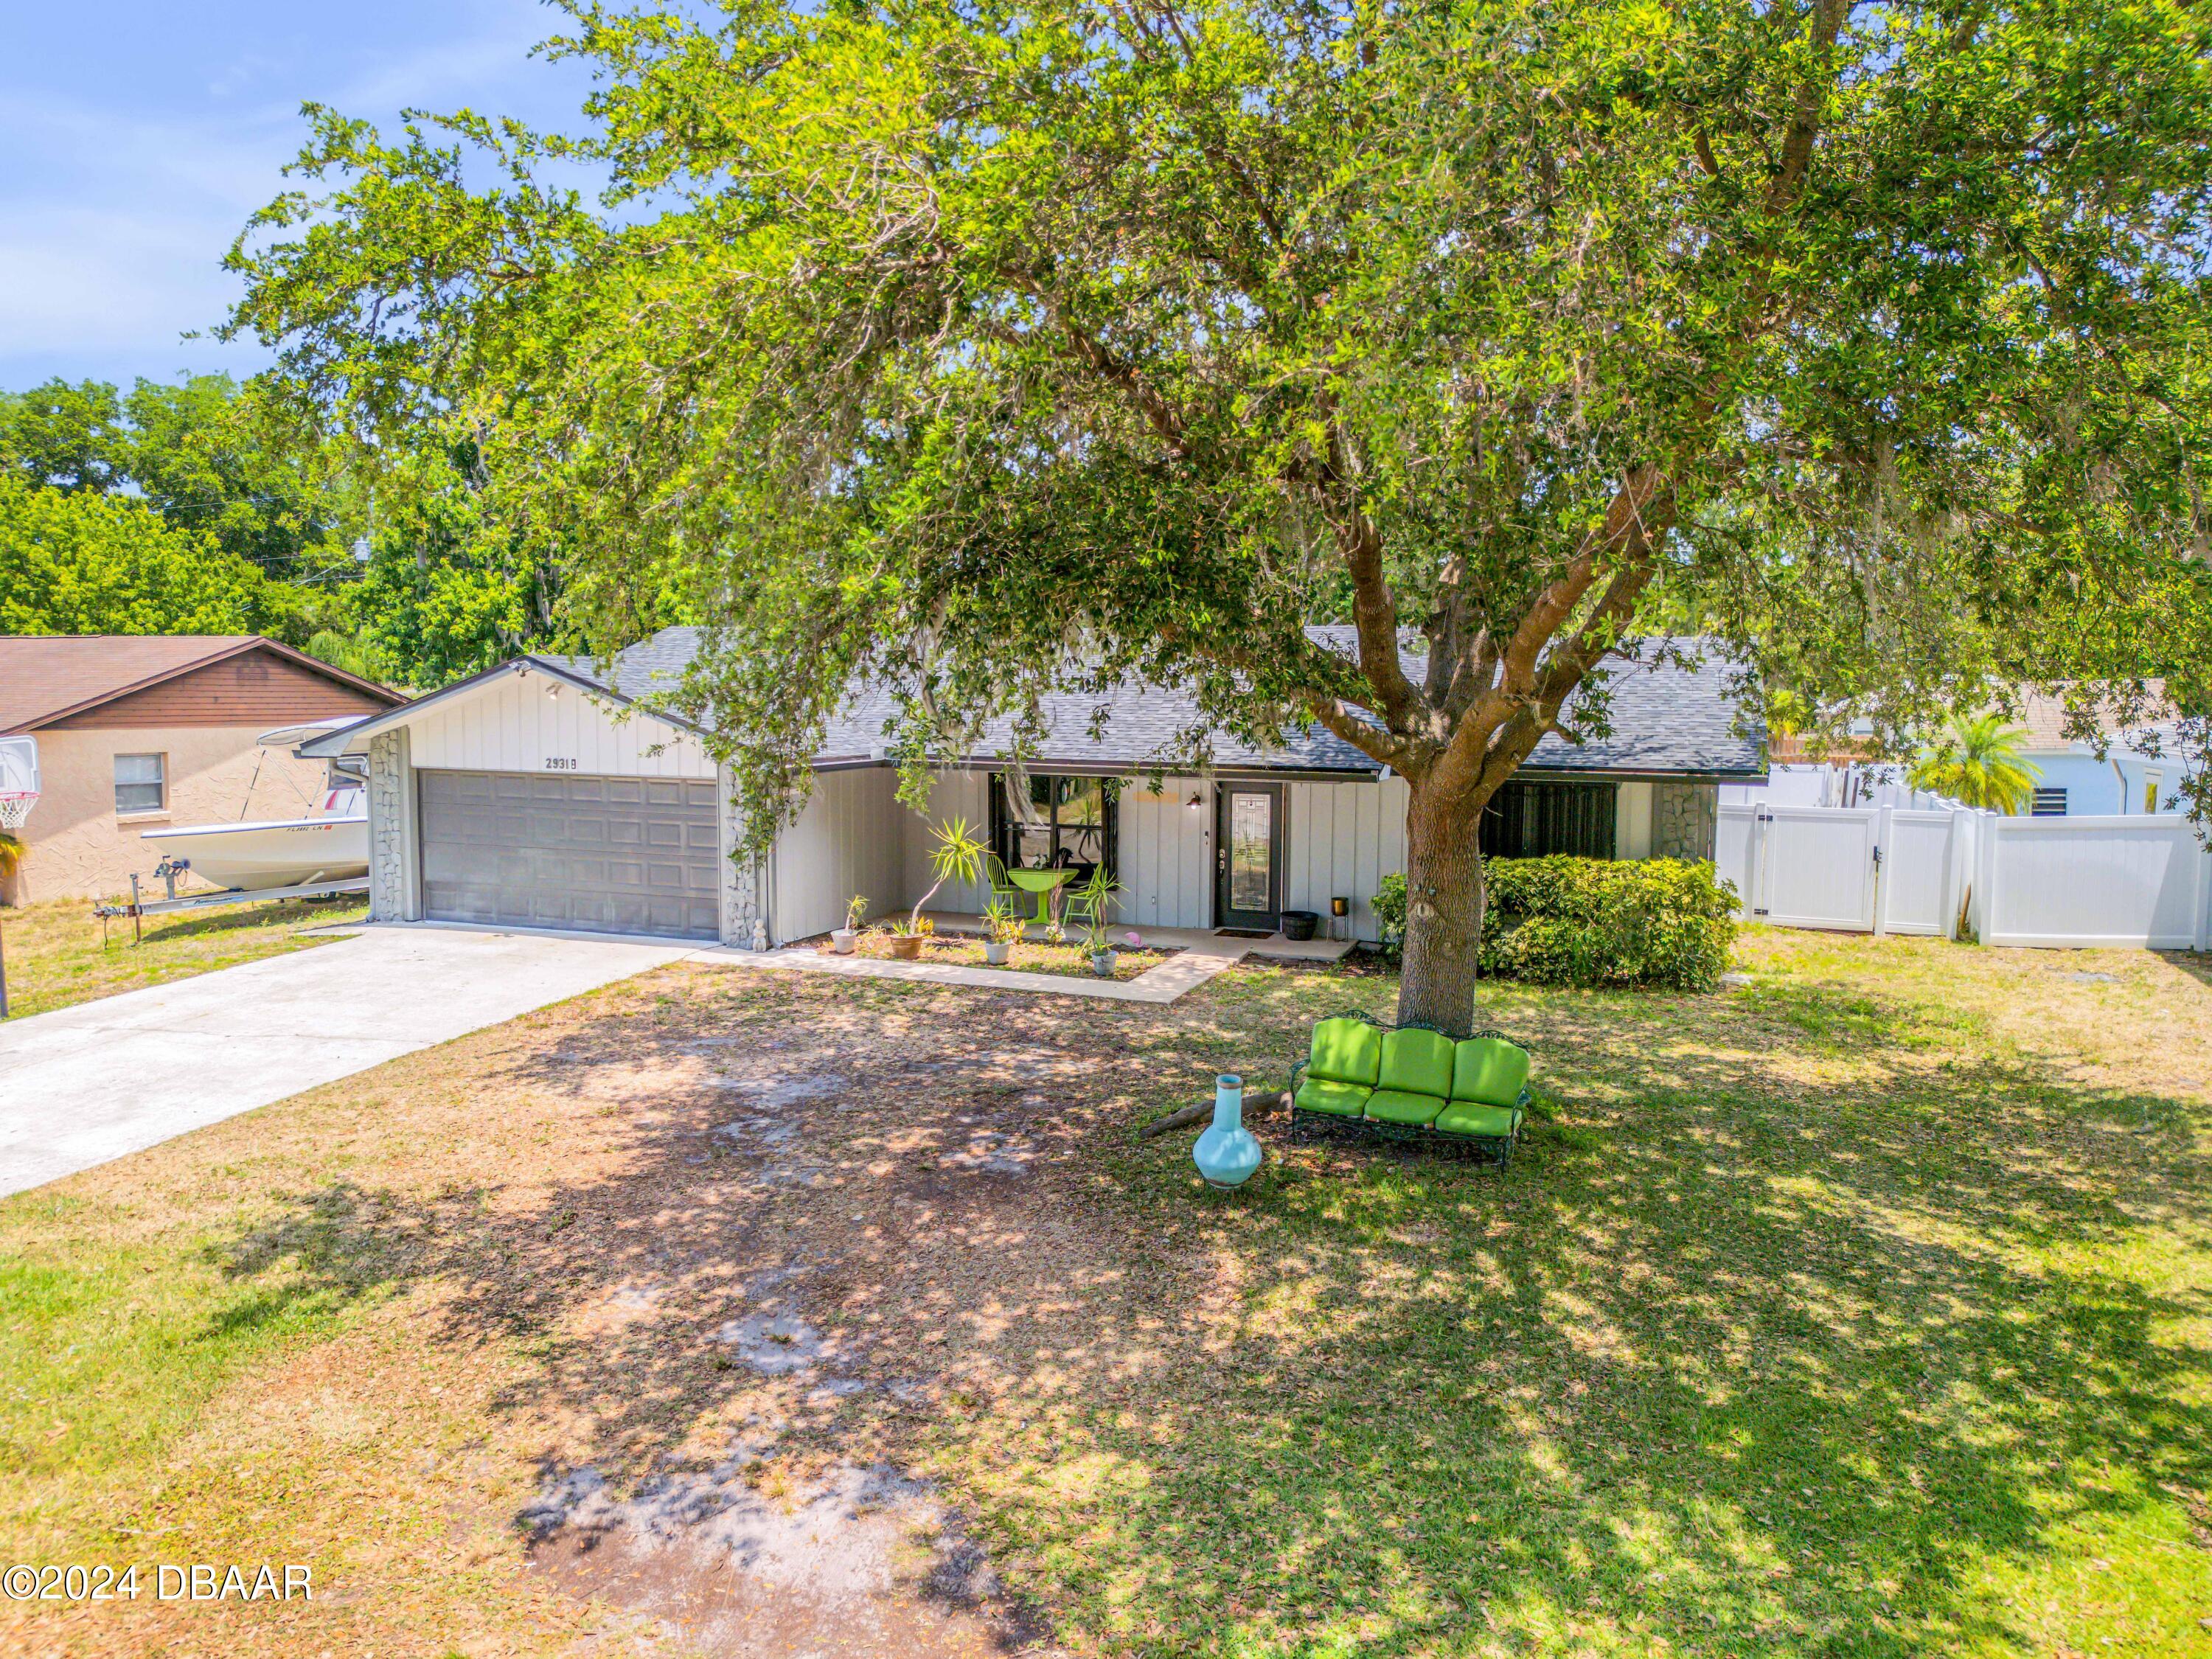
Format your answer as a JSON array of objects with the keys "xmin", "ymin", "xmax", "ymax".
[{"xmin": 92, "ymin": 864, "xmax": 370, "ymax": 943}]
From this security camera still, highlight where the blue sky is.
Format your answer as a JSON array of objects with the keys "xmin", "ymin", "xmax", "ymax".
[{"xmin": 0, "ymin": 0, "xmax": 600, "ymax": 391}]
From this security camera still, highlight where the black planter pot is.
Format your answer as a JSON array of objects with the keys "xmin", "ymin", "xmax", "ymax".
[{"xmin": 1280, "ymin": 909, "xmax": 1320, "ymax": 942}]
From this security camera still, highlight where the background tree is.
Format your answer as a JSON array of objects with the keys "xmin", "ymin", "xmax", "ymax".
[
  {"xmin": 0, "ymin": 380, "xmax": 123, "ymax": 495},
  {"xmin": 0, "ymin": 475, "xmax": 279, "ymax": 635},
  {"xmin": 0, "ymin": 373, "xmax": 363, "ymax": 582},
  {"xmin": 1907, "ymin": 714, "xmax": 2037, "ymax": 815},
  {"xmin": 226, "ymin": 0, "xmax": 2212, "ymax": 1032}
]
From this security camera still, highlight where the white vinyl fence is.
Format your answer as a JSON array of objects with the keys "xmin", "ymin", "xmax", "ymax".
[{"xmin": 1717, "ymin": 801, "xmax": 2212, "ymax": 950}]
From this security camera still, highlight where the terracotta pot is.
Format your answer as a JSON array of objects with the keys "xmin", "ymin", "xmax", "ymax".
[{"xmin": 888, "ymin": 934, "xmax": 923, "ymax": 960}]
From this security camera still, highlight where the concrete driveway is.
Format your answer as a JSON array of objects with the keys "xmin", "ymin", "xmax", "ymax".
[{"xmin": 0, "ymin": 925, "xmax": 700, "ymax": 1198}]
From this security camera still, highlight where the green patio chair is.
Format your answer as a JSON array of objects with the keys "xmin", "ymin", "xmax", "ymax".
[
  {"xmin": 984, "ymin": 852, "xmax": 1023, "ymax": 912},
  {"xmin": 1289, "ymin": 1014, "xmax": 1384, "ymax": 1127}
]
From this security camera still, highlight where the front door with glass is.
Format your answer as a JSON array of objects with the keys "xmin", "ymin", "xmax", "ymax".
[{"xmin": 1214, "ymin": 785, "xmax": 1282, "ymax": 931}]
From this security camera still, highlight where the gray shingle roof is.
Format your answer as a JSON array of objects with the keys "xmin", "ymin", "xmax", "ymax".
[{"xmin": 543, "ymin": 626, "xmax": 1764, "ymax": 779}]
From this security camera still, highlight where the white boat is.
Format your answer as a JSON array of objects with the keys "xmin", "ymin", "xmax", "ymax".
[
  {"xmin": 137, "ymin": 786, "xmax": 369, "ymax": 892},
  {"xmin": 134, "ymin": 717, "xmax": 378, "ymax": 893}
]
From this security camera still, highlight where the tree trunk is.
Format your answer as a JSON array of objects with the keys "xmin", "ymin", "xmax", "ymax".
[{"xmin": 1396, "ymin": 772, "xmax": 1490, "ymax": 1037}]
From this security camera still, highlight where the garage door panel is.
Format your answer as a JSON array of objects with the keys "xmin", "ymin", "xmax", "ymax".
[{"xmin": 420, "ymin": 769, "xmax": 721, "ymax": 941}]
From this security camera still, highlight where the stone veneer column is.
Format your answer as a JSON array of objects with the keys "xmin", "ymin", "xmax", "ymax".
[
  {"xmin": 1651, "ymin": 780, "xmax": 1719, "ymax": 862},
  {"xmin": 717, "ymin": 763, "xmax": 763, "ymax": 947},
  {"xmin": 366, "ymin": 728, "xmax": 418, "ymax": 922}
]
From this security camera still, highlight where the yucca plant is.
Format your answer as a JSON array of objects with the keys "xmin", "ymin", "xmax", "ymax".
[{"xmin": 1907, "ymin": 714, "xmax": 2038, "ymax": 814}]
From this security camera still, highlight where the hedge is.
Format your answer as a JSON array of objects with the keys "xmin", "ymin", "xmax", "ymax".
[{"xmin": 1372, "ymin": 857, "xmax": 1737, "ymax": 992}]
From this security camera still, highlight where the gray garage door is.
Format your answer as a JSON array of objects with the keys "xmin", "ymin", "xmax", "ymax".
[{"xmin": 419, "ymin": 771, "xmax": 721, "ymax": 940}]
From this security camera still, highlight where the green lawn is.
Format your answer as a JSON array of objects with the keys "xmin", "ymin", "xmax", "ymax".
[
  {"xmin": 0, "ymin": 894, "xmax": 367, "ymax": 1019},
  {"xmin": 2, "ymin": 929, "xmax": 2207, "ymax": 1656}
]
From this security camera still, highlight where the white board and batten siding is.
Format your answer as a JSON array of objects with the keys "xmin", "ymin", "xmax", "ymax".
[
  {"xmin": 902, "ymin": 770, "xmax": 992, "ymax": 917},
  {"xmin": 408, "ymin": 671, "xmax": 717, "ymax": 779},
  {"xmin": 1121, "ymin": 773, "xmax": 1411, "ymax": 940},
  {"xmin": 1119, "ymin": 777, "xmax": 1214, "ymax": 929},
  {"xmin": 772, "ymin": 767, "xmax": 908, "ymax": 942},
  {"xmin": 1282, "ymin": 776, "xmax": 1410, "ymax": 943}
]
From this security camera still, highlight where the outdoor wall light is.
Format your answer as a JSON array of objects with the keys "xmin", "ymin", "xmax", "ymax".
[
  {"xmin": 546, "ymin": 682, "xmax": 560, "ymax": 700},
  {"xmin": 1186, "ymin": 792, "xmax": 1203, "ymax": 811}
]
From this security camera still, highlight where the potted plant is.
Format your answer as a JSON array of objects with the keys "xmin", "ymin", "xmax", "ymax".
[
  {"xmin": 981, "ymin": 897, "xmax": 1023, "ymax": 965},
  {"xmin": 832, "ymin": 894, "xmax": 867, "ymax": 953},
  {"xmin": 1073, "ymin": 866, "xmax": 1125, "ymax": 975},
  {"xmin": 890, "ymin": 817, "xmax": 987, "ymax": 959}
]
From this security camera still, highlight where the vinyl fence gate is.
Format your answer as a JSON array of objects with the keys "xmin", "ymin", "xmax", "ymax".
[{"xmin": 1717, "ymin": 804, "xmax": 1966, "ymax": 936}]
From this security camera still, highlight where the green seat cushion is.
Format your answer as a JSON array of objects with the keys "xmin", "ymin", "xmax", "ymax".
[
  {"xmin": 1294, "ymin": 1078, "xmax": 1373, "ymax": 1118},
  {"xmin": 1434, "ymin": 1099, "xmax": 1523, "ymax": 1138},
  {"xmin": 1308, "ymin": 1018, "xmax": 1383, "ymax": 1088},
  {"xmin": 1365, "ymin": 1088, "xmax": 1447, "ymax": 1126},
  {"xmin": 1452, "ymin": 1037, "xmax": 1531, "ymax": 1108},
  {"xmin": 1378, "ymin": 1028, "xmax": 1455, "ymax": 1100}
]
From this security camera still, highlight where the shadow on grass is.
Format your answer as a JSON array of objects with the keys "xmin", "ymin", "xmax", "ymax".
[{"xmin": 205, "ymin": 960, "xmax": 2212, "ymax": 1655}]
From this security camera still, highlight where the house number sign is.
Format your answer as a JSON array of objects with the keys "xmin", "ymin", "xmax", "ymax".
[{"xmin": 544, "ymin": 757, "xmax": 580, "ymax": 771}]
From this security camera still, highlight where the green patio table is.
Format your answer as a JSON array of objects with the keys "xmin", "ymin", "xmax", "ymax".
[{"xmin": 1006, "ymin": 866, "xmax": 1073, "ymax": 924}]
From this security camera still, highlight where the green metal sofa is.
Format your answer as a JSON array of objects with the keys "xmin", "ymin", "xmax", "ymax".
[{"xmin": 1288, "ymin": 1011, "xmax": 1531, "ymax": 1165}]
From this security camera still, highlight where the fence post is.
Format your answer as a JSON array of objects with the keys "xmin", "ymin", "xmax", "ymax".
[
  {"xmin": 1872, "ymin": 805, "xmax": 1893, "ymax": 936},
  {"xmin": 2199, "ymin": 838, "xmax": 2211, "ymax": 955}
]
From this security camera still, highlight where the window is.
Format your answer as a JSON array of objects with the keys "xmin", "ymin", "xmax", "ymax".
[
  {"xmin": 990, "ymin": 774, "xmax": 1116, "ymax": 875},
  {"xmin": 1480, "ymin": 780, "xmax": 1619, "ymax": 859},
  {"xmin": 2144, "ymin": 772, "xmax": 2164, "ymax": 814},
  {"xmin": 2030, "ymin": 786, "xmax": 2067, "ymax": 816},
  {"xmin": 114, "ymin": 753, "xmax": 166, "ymax": 815}
]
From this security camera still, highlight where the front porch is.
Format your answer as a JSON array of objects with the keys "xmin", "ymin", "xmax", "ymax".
[{"xmin": 767, "ymin": 764, "xmax": 1404, "ymax": 949}]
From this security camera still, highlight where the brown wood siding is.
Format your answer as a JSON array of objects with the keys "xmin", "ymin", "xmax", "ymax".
[{"xmin": 45, "ymin": 649, "xmax": 389, "ymax": 730}]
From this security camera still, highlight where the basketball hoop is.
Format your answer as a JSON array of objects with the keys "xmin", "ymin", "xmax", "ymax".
[{"xmin": 0, "ymin": 736, "xmax": 39, "ymax": 832}]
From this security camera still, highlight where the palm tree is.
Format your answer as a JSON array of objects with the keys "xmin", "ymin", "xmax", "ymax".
[{"xmin": 1907, "ymin": 713, "xmax": 2038, "ymax": 813}]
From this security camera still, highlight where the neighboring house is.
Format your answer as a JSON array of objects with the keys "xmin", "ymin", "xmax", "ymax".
[
  {"xmin": 303, "ymin": 626, "xmax": 1765, "ymax": 947},
  {"xmin": 2008, "ymin": 690, "xmax": 2188, "ymax": 818},
  {"xmin": 0, "ymin": 636, "xmax": 403, "ymax": 904}
]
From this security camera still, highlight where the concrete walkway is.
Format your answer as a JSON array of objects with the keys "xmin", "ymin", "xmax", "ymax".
[{"xmin": 0, "ymin": 926, "xmax": 696, "ymax": 1198}]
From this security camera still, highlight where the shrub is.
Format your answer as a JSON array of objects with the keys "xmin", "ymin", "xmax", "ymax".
[
  {"xmin": 1479, "ymin": 856, "xmax": 1736, "ymax": 992},
  {"xmin": 1368, "ymin": 857, "xmax": 1735, "ymax": 990},
  {"xmin": 1371, "ymin": 872, "xmax": 1408, "ymax": 962}
]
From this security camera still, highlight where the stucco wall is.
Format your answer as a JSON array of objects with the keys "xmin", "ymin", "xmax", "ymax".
[{"xmin": 5, "ymin": 726, "xmax": 340, "ymax": 903}]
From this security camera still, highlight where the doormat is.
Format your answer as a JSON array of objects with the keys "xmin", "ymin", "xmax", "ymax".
[{"xmin": 1214, "ymin": 928, "xmax": 1275, "ymax": 939}]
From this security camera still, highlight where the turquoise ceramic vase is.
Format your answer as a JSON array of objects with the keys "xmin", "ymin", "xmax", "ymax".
[{"xmin": 1193, "ymin": 1074, "xmax": 1263, "ymax": 1190}]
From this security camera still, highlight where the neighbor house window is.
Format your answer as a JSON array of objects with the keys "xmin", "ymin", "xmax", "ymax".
[
  {"xmin": 2030, "ymin": 786, "xmax": 2067, "ymax": 817},
  {"xmin": 2144, "ymin": 773, "xmax": 2163, "ymax": 814},
  {"xmin": 990, "ymin": 774, "xmax": 1116, "ymax": 875},
  {"xmin": 114, "ymin": 753, "xmax": 166, "ymax": 814}
]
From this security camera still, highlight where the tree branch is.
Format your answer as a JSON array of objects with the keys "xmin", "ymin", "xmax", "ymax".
[{"xmin": 1767, "ymin": 0, "xmax": 1848, "ymax": 211}]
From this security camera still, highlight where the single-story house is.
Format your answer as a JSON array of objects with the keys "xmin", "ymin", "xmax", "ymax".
[
  {"xmin": 2009, "ymin": 690, "xmax": 2189, "ymax": 818},
  {"xmin": 0, "ymin": 635, "xmax": 403, "ymax": 904},
  {"xmin": 302, "ymin": 626, "xmax": 1765, "ymax": 947}
]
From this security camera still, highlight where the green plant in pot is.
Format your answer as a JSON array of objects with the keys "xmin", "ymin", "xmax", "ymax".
[
  {"xmin": 892, "ymin": 818, "xmax": 987, "ymax": 959},
  {"xmin": 832, "ymin": 893, "xmax": 868, "ymax": 953},
  {"xmin": 981, "ymin": 895, "xmax": 1023, "ymax": 965},
  {"xmin": 1073, "ymin": 867, "xmax": 1124, "ymax": 975}
]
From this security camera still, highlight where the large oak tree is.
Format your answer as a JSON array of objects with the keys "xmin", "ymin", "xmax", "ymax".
[{"xmin": 228, "ymin": 0, "xmax": 2211, "ymax": 1032}]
